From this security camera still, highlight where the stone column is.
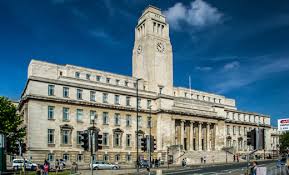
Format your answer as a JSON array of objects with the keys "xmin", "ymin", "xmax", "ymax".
[
  {"xmin": 198, "ymin": 122, "xmax": 202, "ymax": 151},
  {"xmin": 171, "ymin": 119, "xmax": 176, "ymax": 145},
  {"xmin": 189, "ymin": 121, "xmax": 194, "ymax": 151},
  {"xmin": 206, "ymin": 123, "xmax": 210, "ymax": 151},
  {"xmin": 180, "ymin": 120, "xmax": 185, "ymax": 147}
]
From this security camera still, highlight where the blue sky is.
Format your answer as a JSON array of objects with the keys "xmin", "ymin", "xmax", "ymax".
[{"xmin": 0, "ymin": 0, "xmax": 289, "ymax": 126}]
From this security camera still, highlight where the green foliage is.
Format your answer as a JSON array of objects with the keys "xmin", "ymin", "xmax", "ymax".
[
  {"xmin": 0, "ymin": 96, "xmax": 26, "ymax": 154},
  {"xmin": 279, "ymin": 131, "xmax": 289, "ymax": 153}
]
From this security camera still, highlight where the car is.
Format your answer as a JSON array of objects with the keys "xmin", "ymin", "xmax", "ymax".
[
  {"xmin": 277, "ymin": 157, "xmax": 287, "ymax": 167},
  {"xmin": 139, "ymin": 160, "xmax": 149, "ymax": 168},
  {"xmin": 12, "ymin": 159, "xmax": 37, "ymax": 170},
  {"xmin": 91, "ymin": 161, "xmax": 120, "ymax": 170}
]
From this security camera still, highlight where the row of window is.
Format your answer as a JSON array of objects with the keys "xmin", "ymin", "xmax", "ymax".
[
  {"xmin": 48, "ymin": 85, "xmax": 152, "ymax": 109},
  {"xmin": 180, "ymin": 91, "xmax": 222, "ymax": 104},
  {"xmin": 48, "ymin": 129, "xmax": 150, "ymax": 148},
  {"xmin": 226, "ymin": 111, "xmax": 266, "ymax": 124},
  {"xmin": 47, "ymin": 106, "xmax": 152, "ymax": 127},
  {"xmin": 226, "ymin": 125, "xmax": 256, "ymax": 136},
  {"xmin": 47, "ymin": 153, "xmax": 132, "ymax": 162},
  {"xmin": 73, "ymin": 71, "xmax": 138, "ymax": 89}
]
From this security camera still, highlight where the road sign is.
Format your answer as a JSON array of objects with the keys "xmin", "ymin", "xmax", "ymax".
[{"xmin": 278, "ymin": 119, "xmax": 289, "ymax": 131}]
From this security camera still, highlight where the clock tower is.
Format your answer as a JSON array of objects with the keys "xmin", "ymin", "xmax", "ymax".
[{"xmin": 132, "ymin": 6, "xmax": 173, "ymax": 95}]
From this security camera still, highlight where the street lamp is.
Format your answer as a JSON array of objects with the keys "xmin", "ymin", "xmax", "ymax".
[
  {"xmin": 89, "ymin": 114, "xmax": 97, "ymax": 175},
  {"xmin": 136, "ymin": 78, "xmax": 142, "ymax": 173},
  {"xmin": 148, "ymin": 105, "xmax": 152, "ymax": 168}
]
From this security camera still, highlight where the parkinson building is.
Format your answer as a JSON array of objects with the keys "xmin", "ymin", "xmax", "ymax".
[{"xmin": 18, "ymin": 6, "xmax": 278, "ymax": 165}]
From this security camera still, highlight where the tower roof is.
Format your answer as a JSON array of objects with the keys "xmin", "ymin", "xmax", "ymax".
[{"xmin": 142, "ymin": 5, "xmax": 162, "ymax": 15}]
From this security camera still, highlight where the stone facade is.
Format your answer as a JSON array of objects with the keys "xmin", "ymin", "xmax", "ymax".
[{"xmin": 14, "ymin": 6, "xmax": 279, "ymax": 166}]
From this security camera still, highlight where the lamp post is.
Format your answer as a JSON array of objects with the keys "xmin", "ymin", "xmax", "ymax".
[
  {"xmin": 90, "ymin": 115, "xmax": 96, "ymax": 175},
  {"xmin": 136, "ymin": 78, "xmax": 142, "ymax": 173},
  {"xmin": 148, "ymin": 105, "xmax": 152, "ymax": 168}
]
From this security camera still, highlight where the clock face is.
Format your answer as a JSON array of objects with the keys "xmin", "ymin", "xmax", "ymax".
[
  {"xmin": 137, "ymin": 45, "xmax": 142, "ymax": 54},
  {"xmin": 156, "ymin": 42, "xmax": 165, "ymax": 53}
]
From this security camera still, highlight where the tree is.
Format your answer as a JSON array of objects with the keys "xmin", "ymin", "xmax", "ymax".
[
  {"xmin": 0, "ymin": 96, "xmax": 26, "ymax": 155},
  {"xmin": 279, "ymin": 131, "xmax": 289, "ymax": 153}
]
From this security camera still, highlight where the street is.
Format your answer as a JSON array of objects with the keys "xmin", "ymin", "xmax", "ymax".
[{"xmin": 77, "ymin": 160, "xmax": 288, "ymax": 175}]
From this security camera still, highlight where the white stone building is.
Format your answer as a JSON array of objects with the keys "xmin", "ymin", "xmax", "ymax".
[{"xmin": 16, "ymin": 6, "xmax": 279, "ymax": 165}]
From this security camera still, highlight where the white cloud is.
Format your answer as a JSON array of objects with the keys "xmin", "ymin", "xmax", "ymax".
[
  {"xmin": 213, "ymin": 57, "xmax": 289, "ymax": 93},
  {"xmin": 163, "ymin": 3, "xmax": 186, "ymax": 29},
  {"xmin": 223, "ymin": 61, "xmax": 240, "ymax": 70},
  {"xmin": 195, "ymin": 66, "xmax": 212, "ymax": 71},
  {"xmin": 164, "ymin": 0, "xmax": 223, "ymax": 30}
]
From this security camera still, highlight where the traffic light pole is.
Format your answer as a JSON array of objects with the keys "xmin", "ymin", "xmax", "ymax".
[
  {"xmin": 90, "ymin": 120, "xmax": 96, "ymax": 175},
  {"xmin": 149, "ymin": 106, "xmax": 152, "ymax": 169}
]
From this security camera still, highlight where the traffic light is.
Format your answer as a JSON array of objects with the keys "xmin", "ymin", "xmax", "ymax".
[
  {"xmin": 80, "ymin": 132, "xmax": 89, "ymax": 151},
  {"xmin": 20, "ymin": 143, "xmax": 27, "ymax": 156},
  {"xmin": 246, "ymin": 129, "xmax": 256, "ymax": 149},
  {"xmin": 247, "ymin": 131, "xmax": 252, "ymax": 145},
  {"xmin": 95, "ymin": 132, "xmax": 102, "ymax": 151},
  {"xmin": 141, "ymin": 137, "xmax": 147, "ymax": 152},
  {"xmin": 150, "ymin": 136, "xmax": 157, "ymax": 152}
]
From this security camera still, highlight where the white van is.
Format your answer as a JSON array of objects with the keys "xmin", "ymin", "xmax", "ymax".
[{"xmin": 12, "ymin": 159, "xmax": 37, "ymax": 170}]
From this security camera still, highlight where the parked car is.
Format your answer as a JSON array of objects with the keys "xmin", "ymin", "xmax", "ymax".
[
  {"xmin": 139, "ymin": 159, "xmax": 149, "ymax": 168},
  {"xmin": 91, "ymin": 161, "xmax": 120, "ymax": 170},
  {"xmin": 277, "ymin": 157, "xmax": 287, "ymax": 167},
  {"xmin": 12, "ymin": 159, "xmax": 37, "ymax": 170}
]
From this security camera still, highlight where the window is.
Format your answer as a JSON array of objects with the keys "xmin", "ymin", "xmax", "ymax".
[
  {"xmin": 90, "ymin": 91, "xmax": 96, "ymax": 101},
  {"xmin": 63, "ymin": 107, "xmax": 69, "ymax": 121},
  {"xmin": 147, "ymin": 100, "xmax": 151, "ymax": 109},
  {"xmin": 48, "ymin": 153, "xmax": 54, "ymax": 161},
  {"xmin": 48, "ymin": 129, "xmax": 55, "ymax": 144},
  {"xmin": 63, "ymin": 87, "xmax": 69, "ymax": 98},
  {"xmin": 76, "ymin": 109, "xmax": 83, "ymax": 122},
  {"xmin": 126, "ymin": 97, "xmax": 131, "ymax": 106},
  {"xmin": 126, "ymin": 154, "xmax": 131, "ymax": 161},
  {"xmin": 96, "ymin": 75, "xmax": 101, "ymax": 81},
  {"xmin": 90, "ymin": 110, "xmax": 96, "ymax": 124},
  {"xmin": 184, "ymin": 92, "xmax": 187, "ymax": 97},
  {"xmin": 138, "ymin": 116, "xmax": 142, "ymax": 127},
  {"xmin": 125, "ymin": 81, "xmax": 128, "ymax": 87},
  {"xmin": 106, "ymin": 78, "xmax": 110, "ymax": 83},
  {"xmin": 103, "ymin": 154, "xmax": 109, "ymax": 161},
  {"xmin": 77, "ymin": 89, "xmax": 83, "ymax": 100},
  {"xmin": 239, "ymin": 126, "xmax": 241, "ymax": 135},
  {"xmin": 59, "ymin": 71, "xmax": 63, "ymax": 76},
  {"xmin": 114, "ymin": 133, "xmax": 121, "ymax": 147},
  {"xmin": 126, "ymin": 115, "xmax": 131, "ymax": 127},
  {"xmin": 116, "ymin": 79, "xmax": 120, "ymax": 85},
  {"xmin": 77, "ymin": 154, "xmax": 83, "ymax": 162},
  {"xmin": 114, "ymin": 95, "xmax": 120, "ymax": 105},
  {"xmin": 227, "ymin": 125, "xmax": 230, "ymax": 135},
  {"xmin": 48, "ymin": 85, "xmax": 55, "ymax": 96},
  {"xmin": 126, "ymin": 134, "xmax": 131, "ymax": 147},
  {"xmin": 62, "ymin": 130, "xmax": 70, "ymax": 144},
  {"xmin": 133, "ymin": 83, "xmax": 137, "ymax": 88},
  {"xmin": 77, "ymin": 131, "xmax": 82, "ymax": 144},
  {"xmin": 48, "ymin": 106, "xmax": 55, "ymax": 120},
  {"xmin": 103, "ymin": 112, "xmax": 109, "ymax": 125},
  {"xmin": 103, "ymin": 133, "xmax": 109, "ymax": 146},
  {"xmin": 147, "ymin": 116, "xmax": 152, "ymax": 128},
  {"xmin": 137, "ymin": 98, "xmax": 141, "ymax": 108},
  {"xmin": 103, "ymin": 93, "xmax": 108, "ymax": 103},
  {"xmin": 86, "ymin": 74, "xmax": 90, "ymax": 80},
  {"xmin": 115, "ymin": 113, "xmax": 120, "ymax": 126},
  {"xmin": 115, "ymin": 154, "xmax": 120, "ymax": 162},
  {"xmin": 75, "ymin": 72, "xmax": 80, "ymax": 78},
  {"xmin": 63, "ymin": 154, "xmax": 69, "ymax": 161}
]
